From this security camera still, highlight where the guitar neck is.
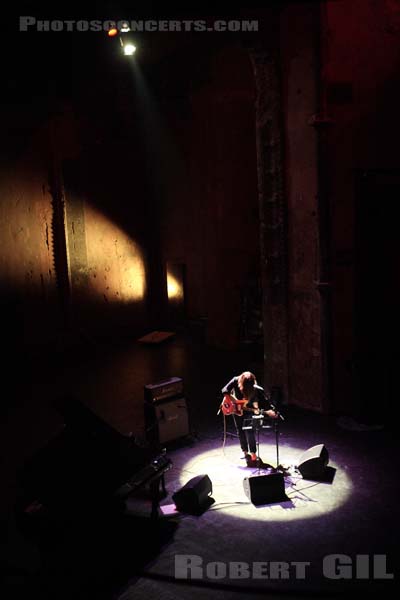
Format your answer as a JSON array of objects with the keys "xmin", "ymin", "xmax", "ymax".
[
  {"xmin": 227, "ymin": 395, "xmax": 268, "ymax": 416},
  {"xmin": 242, "ymin": 406, "xmax": 264, "ymax": 414}
]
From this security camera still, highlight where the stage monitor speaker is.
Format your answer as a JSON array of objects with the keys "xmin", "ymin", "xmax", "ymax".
[
  {"xmin": 297, "ymin": 444, "xmax": 329, "ymax": 479},
  {"xmin": 243, "ymin": 473, "xmax": 286, "ymax": 506},
  {"xmin": 145, "ymin": 397, "xmax": 190, "ymax": 445},
  {"xmin": 172, "ymin": 474, "xmax": 212, "ymax": 514}
]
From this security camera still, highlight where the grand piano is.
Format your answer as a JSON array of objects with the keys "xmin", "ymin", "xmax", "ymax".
[{"xmin": 15, "ymin": 397, "xmax": 172, "ymax": 536}]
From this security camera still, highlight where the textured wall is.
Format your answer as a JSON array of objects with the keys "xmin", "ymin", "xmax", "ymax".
[
  {"xmin": 280, "ymin": 3, "xmax": 322, "ymax": 409},
  {"xmin": 159, "ymin": 45, "xmax": 259, "ymax": 349},
  {"xmin": 0, "ymin": 104, "xmax": 151, "ymax": 352},
  {"xmin": 0, "ymin": 133, "xmax": 59, "ymax": 349},
  {"xmin": 61, "ymin": 156, "xmax": 149, "ymax": 337},
  {"xmin": 322, "ymin": 0, "xmax": 400, "ymax": 413},
  {"xmin": 249, "ymin": 44, "xmax": 290, "ymax": 401}
]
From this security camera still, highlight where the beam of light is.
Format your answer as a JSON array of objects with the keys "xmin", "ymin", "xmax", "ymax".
[
  {"xmin": 179, "ymin": 441, "xmax": 352, "ymax": 522},
  {"xmin": 83, "ymin": 203, "xmax": 146, "ymax": 303},
  {"xmin": 129, "ymin": 58, "xmax": 184, "ymax": 199},
  {"xmin": 167, "ymin": 271, "xmax": 183, "ymax": 301}
]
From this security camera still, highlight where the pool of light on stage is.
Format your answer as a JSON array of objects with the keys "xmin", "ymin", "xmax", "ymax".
[{"xmin": 178, "ymin": 441, "xmax": 353, "ymax": 522}]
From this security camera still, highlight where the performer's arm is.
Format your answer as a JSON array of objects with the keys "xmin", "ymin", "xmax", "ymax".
[
  {"xmin": 265, "ymin": 394, "xmax": 283, "ymax": 420},
  {"xmin": 256, "ymin": 386, "xmax": 279, "ymax": 419},
  {"xmin": 265, "ymin": 408, "xmax": 278, "ymax": 419},
  {"xmin": 221, "ymin": 377, "xmax": 237, "ymax": 395}
]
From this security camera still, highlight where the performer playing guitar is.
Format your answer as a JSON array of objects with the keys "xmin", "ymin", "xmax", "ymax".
[
  {"xmin": 220, "ymin": 394, "xmax": 267, "ymax": 416},
  {"xmin": 219, "ymin": 371, "xmax": 278, "ymax": 462}
]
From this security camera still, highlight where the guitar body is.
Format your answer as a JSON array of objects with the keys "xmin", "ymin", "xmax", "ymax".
[
  {"xmin": 220, "ymin": 395, "xmax": 249, "ymax": 416},
  {"xmin": 220, "ymin": 395, "xmax": 273, "ymax": 419},
  {"xmin": 234, "ymin": 400, "xmax": 248, "ymax": 416},
  {"xmin": 220, "ymin": 395, "xmax": 236, "ymax": 415}
]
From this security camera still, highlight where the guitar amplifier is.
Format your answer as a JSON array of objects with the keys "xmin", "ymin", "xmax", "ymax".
[
  {"xmin": 144, "ymin": 396, "xmax": 190, "ymax": 445},
  {"xmin": 144, "ymin": 377, "xmax": 184, "ymax": 404}
]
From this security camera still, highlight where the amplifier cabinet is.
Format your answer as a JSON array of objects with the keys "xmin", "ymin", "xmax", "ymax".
[
  {"xmin": 145, "ymin": 396, "xmax": 189, "ymax": 445},
  {"xmin": 144, "ymin": 377, "xmax": 184, "ymax": 403}
]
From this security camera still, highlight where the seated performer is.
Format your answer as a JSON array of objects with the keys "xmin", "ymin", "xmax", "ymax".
[{"xmin": 221, "ymin": 371, "xmax": 278, "ymax": 462}]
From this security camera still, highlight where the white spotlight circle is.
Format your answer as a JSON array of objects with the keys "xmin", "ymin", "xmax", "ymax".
[{"xmin": 179, "ymin": 442, "xmax": 352, "ymax": 522}]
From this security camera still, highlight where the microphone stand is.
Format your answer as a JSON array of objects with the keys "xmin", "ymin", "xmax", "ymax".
[
  {"xmin": 273, "ymin": 419, "xmax": 280, "ymax": 471},
  {"xmin": 253, "ymin": 415, "xmax": 264, "ymax": 474},
  {"xmin": 267, "ymin": 400, "xmax": 285, "ymax": 472}
]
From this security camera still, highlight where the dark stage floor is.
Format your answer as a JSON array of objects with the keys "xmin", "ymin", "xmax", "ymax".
[{"xmin": 0, "ymin": 334, "xmax": 398, "ymax": 599}]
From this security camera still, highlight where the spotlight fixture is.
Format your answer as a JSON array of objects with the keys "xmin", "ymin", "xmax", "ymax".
[
  {"xmin": 107, "ymin": 27, "xmax": 118, "ymax": 37},
  {"xmin": 123, "ymin": 43, "xmax": 136, "ymax": 56},
  {"xmin": 120, "ymin": 22, "xmax": 130, "ymax": 32}
]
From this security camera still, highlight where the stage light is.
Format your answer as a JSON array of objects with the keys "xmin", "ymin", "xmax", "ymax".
[
  {"xmin": 108, "ymin": 27, "xmax": 118, "ymax": 37},
  {"xmin": 123, "ymin": 43, "xmax": 136, "ymax": 56},
  {"xmin": 120, "ymin": 22, "xmax": 130, "ymax": 32}
]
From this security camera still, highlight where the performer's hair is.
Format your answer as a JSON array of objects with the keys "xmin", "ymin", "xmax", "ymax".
[{"xmin": 238, "ymin": 371, "xmax": 256, "ymax": 397}]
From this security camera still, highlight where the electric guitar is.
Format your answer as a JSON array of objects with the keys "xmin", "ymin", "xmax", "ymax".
[{"xmin": 220, "ymin": 394, "xmax": 265, "ymax": 417}]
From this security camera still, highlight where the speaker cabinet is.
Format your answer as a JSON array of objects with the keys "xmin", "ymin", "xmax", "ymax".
[
  {"xmin": 145, "ymin": 397, "xmax": 190, "ymax": 445},
  {"xmin": 297, "ymin": 444, "xmax": 329, "ymax": 479},
  {"xmin": 172, "ymin": 474, "xmax": 212, "ymax": 514},
  {"xmin": 243, "ymin": 473, "xmax": 286, "ymax": 505}
]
